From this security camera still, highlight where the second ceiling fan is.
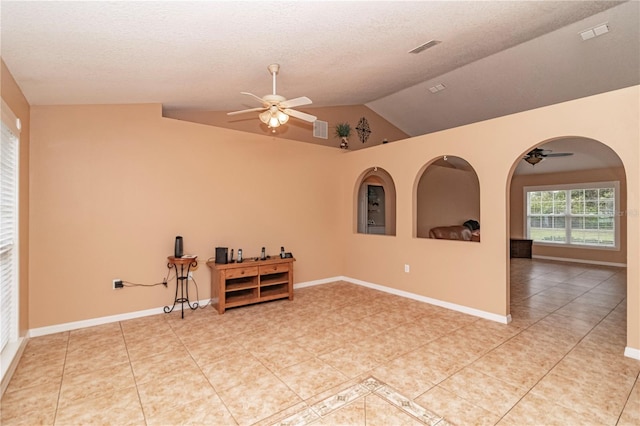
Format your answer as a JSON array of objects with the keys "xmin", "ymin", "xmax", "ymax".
[
  {"xmin": 227, "ymin": 64, "xmax": 317, "ymax": 129},
  {"xmin": 523, "ymin": 148, "xmax": 573, "ymax": 165}
]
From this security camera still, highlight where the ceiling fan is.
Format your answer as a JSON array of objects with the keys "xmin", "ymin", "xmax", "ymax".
[
  {"xmin": 523, "ymin": 148, "xmax": 574, "ymax": 165},
  {"xmin": 227, "ymin": 64, "xmax": 317, "ymax": 129}
]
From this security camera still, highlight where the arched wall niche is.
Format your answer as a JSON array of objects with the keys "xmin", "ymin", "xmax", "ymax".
[
  {"xmin": 353, "ymin": 167, "xmax": 397, "ymax": 236},
  {"xmin": 414, "ymin": 155, "xmax": 480, "ymax": 241}
]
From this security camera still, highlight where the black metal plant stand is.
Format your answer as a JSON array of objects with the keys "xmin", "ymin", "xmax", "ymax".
[{"xmin": 164, "ymin": 256, "xmax": 199, "ymax": 318}]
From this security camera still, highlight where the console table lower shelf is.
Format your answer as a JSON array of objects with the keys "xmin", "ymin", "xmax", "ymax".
[{"xmin": 206, "ymin": 257, "xmax": 295, "ymax": 314}]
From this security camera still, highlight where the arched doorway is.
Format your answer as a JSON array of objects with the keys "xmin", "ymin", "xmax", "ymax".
[{"xmin": 506, "ymin": 136, "xmax": 627, "ymax": 341}]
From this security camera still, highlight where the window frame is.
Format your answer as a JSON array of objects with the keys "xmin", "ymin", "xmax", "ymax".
[
  {"xmin": 1, "ymin": 99, "xmax": 21, "ymax": 381},
  {"xmin": 523, "ymin": 181, "xmax": 620, "ymax": 250}
]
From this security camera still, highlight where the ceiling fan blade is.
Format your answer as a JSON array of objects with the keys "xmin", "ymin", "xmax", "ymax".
[
  {"xmin": 227, "ymin": 107, "xmax": 266, "ymax": 116},
  {"xmin": 284, "ymin": 108, "xmax": 317, "ymax": 123},
  {"xmin": 240, "ymin": 92, "xmax": 267, "ymax": 106},
  {"xmin": 545, "ymin": 152, "xmax": 574, "ymax": 157},
  {"xmin": 279, "ymin": 96, "xmax": 312, "ymax": 109}
]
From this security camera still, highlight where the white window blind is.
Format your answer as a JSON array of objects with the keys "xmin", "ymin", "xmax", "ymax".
[{"xmin": 1, "ymin": 108, "xmax": 19, "ymax": 352}]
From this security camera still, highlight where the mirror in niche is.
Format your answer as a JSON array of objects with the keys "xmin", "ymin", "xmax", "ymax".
[
  {"xmin": 366, "ymin": 185, "xmax": 386, "ymax": 234},
  {"xmin": 416, "ymin": 156, "xmax": 480, "ymax": 242},
  {"xmin": 355, "ymin": 167, "xmax": 396, "ymax": 236}
]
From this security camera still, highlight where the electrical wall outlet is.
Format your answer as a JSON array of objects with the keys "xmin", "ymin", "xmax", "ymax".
[
  {"xmin": 188, "ymin": 272, "xmax": 193, "ymax": 280},
  {"xmin": 404, "ymin": 264, "xmax": 410, "ymax": 273},
  {"xmin": 113, "ymin": 279, "xmax": 123, "ymax": 289}
]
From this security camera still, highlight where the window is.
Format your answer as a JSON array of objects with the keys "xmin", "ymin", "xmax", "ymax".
[
  {"xmin": 525, "ymin": 182, "xmax": 619, "ymax": 248},
  {"xmin": 1, "ymin": 101, "xmax": 20, "ymax": 354}
]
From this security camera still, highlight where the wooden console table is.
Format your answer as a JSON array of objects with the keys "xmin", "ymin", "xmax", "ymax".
[{"xmin": 206, "ymin": 257, "xmax": 295, "ymax": 314}]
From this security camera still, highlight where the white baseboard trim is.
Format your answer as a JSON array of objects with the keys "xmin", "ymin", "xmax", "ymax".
[
  {"xmin": 532, "ymin": 255, "xmax": 626, "ymax": 268},
  {"xmin": 624, "ymin": 346, "xmax": 640, "ymax": 360},
  {"xmin": 339, "ymin": 276, "xmax": 511, "ymax": 324},
  {"xmin": 30, "ymin": 276, "xmax": 510, "ymax": 336},
  {"xmin": 1, "ymin": 335, "xmax": 29, "ymax": 396},
  {"xmin": 294, "ymin": 276, "xmax": 344, "ymax": 289},
  {"xmin": 29, "ymin": 298, "xmax": 212, "ymax": 337}
]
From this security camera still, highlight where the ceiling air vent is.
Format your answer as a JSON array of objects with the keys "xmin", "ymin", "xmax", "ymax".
[
  {"xmin": 408, "ymin": 40, "xmax": 441, "ymax": 54},
  {"xmin": 580, "ymin": 23, "xmax": 609, "ymax": 41},
  {"xmin": 313, "ymin": 120, "xmax": 328, "ymax": 139},
  {"xmin": 428, "ymin": 83, "xmax": 446, "ymax": 93}
]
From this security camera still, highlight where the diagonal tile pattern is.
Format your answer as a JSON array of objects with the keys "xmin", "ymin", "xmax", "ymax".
[{"xmin": 1, "ymin": 259, "xmax": 638, "ymax": 425}]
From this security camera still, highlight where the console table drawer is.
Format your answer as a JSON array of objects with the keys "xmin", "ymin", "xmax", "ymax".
[
  {"xmin": 225, "ymin": 266, "xmax": 258, "ymax": 279},
  {"xmin": 259, "ymin": 263, "xmax": 290, "ymax": 275}
]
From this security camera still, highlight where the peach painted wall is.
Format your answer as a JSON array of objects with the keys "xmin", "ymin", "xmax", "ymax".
[
  {"xmin": 28, "ymin": 104, "xmax": 344, "ymax": 327},
  {"xmin": 27, "ymin": 87, "xmax": 639, "ymax": 353},
  {"xmin": 416, "ymin": 165, "xmax": 480, "ymax": 238},
  {"xmin": 338, "ymin": 86, "xmax": 639, "ymax": 351},
  {"xmin": 1, "ymin": 59, "xmax": 30, "ymax": 336},
  {"xmin": 511, "ymin": 168, "xmax": 627, "ymax": 265},
  {"xmin": 164, "ymin": 105, "xmax": 408, "ymax": 150}
]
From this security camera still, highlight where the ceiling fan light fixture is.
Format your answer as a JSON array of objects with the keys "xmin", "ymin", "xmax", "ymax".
[
  {"xmin": 228, "ymin": 64, "xmax": 314, "ymax": 128},
  {"xmin": 525, "ymin": 156, "xmax": 543, "ymax": 165},
  {"xmin": 268, "ymin": 115, "xmax": 281, "ymax": 128},
  {"xmin": 276, "ymin": 110, "xmax": 289, "ymax": 125},
  {"xmin": 259, "ymin": 110, "xmax": 271, "ymax": 125}
]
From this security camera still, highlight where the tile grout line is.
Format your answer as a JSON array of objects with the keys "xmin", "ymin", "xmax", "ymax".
[
  {"xmin": 51, "ymin": 331, "xmax": 70, "ymax": 426},
  {"xmin": 119, "ymin": 320, "xmax": 151, "ymax": 426},
  {"xmin": 176, "ymin": 317, "xmax": 259, "ymax": 424},
  {"xmin": 615, "ymin": 369, "xmax": 640, "ymax": 424},
  {"xmin": 495, "ymin": 286, "xmax": 627, "ymax": 424}
]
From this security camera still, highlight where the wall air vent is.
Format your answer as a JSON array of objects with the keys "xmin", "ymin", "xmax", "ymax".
[
  {"xmin": 408, "ymin": 40, "xmax": 441, "ymax": 54},
  {"xmin": 313, "ymin": 120, "xmax": 328, "ymax": 139}
]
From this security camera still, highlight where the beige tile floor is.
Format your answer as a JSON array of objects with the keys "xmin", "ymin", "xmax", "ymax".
[{"xmin": 2, "ymin": 259, "xmax": 639, "ymax": 425}]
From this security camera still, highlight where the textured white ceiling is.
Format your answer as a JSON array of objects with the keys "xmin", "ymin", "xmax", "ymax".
[
  {"xmin": 1, "ymin": 1, "xmax": 631, "ymax": 110},
  {"xmin": 366, "ymin": 1, "xmax": 639, "ymax": 137},
  {"xmin": 0, "ymin": 0, "xmax": 637, "ymax": 172}
]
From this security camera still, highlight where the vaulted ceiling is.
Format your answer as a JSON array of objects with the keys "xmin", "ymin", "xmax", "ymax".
[{"xmin": 1, "ymin": 1, "xmax": 638, "ymax": 171}]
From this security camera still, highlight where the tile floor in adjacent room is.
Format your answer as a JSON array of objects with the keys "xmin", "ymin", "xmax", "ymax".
[{"xmin": 2, "ymin": 259, "xmax": 639, "ymax": 425}]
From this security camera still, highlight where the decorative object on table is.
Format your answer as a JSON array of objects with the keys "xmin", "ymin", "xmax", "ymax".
[
  {"xmin": 226, "ymin": 64, "xmax": 317, "ymax": 130},
  {"xmin": 356, "ymin": 117, "xmax": 371, "ymax": 143},
  {"xmin": 335, "ymin": 122, "xmax": 351, "ymax": 149},
  {"xmin": 260, "ymin": 246, "xmax": 267, "ymax": 260},
  {"xmin": 279, "ymin": 246, "xmax": 293, "ymax": 258},
  {"xmin": 174, "ymin": 236, "xmax": 183, "ymax": 258},
  {"xmin": 215, "ymin": 247, "xmax": 228, "ymax": 264},
  {"xmin": 229, "ymin": 249, "xmax": 234, "ymax": 263},
  {"xmin": 237, "ymin": 248, "xmax": 243, "ymax": 263}
]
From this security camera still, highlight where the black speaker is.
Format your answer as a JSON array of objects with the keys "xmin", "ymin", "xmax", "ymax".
[
  {"xmin": 215, "ymin": 247, "xmax": 228, "ymax": 264},
  {"xmin": 174, "ymin": 236, "xmax": 183, "ymax": 258}
]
